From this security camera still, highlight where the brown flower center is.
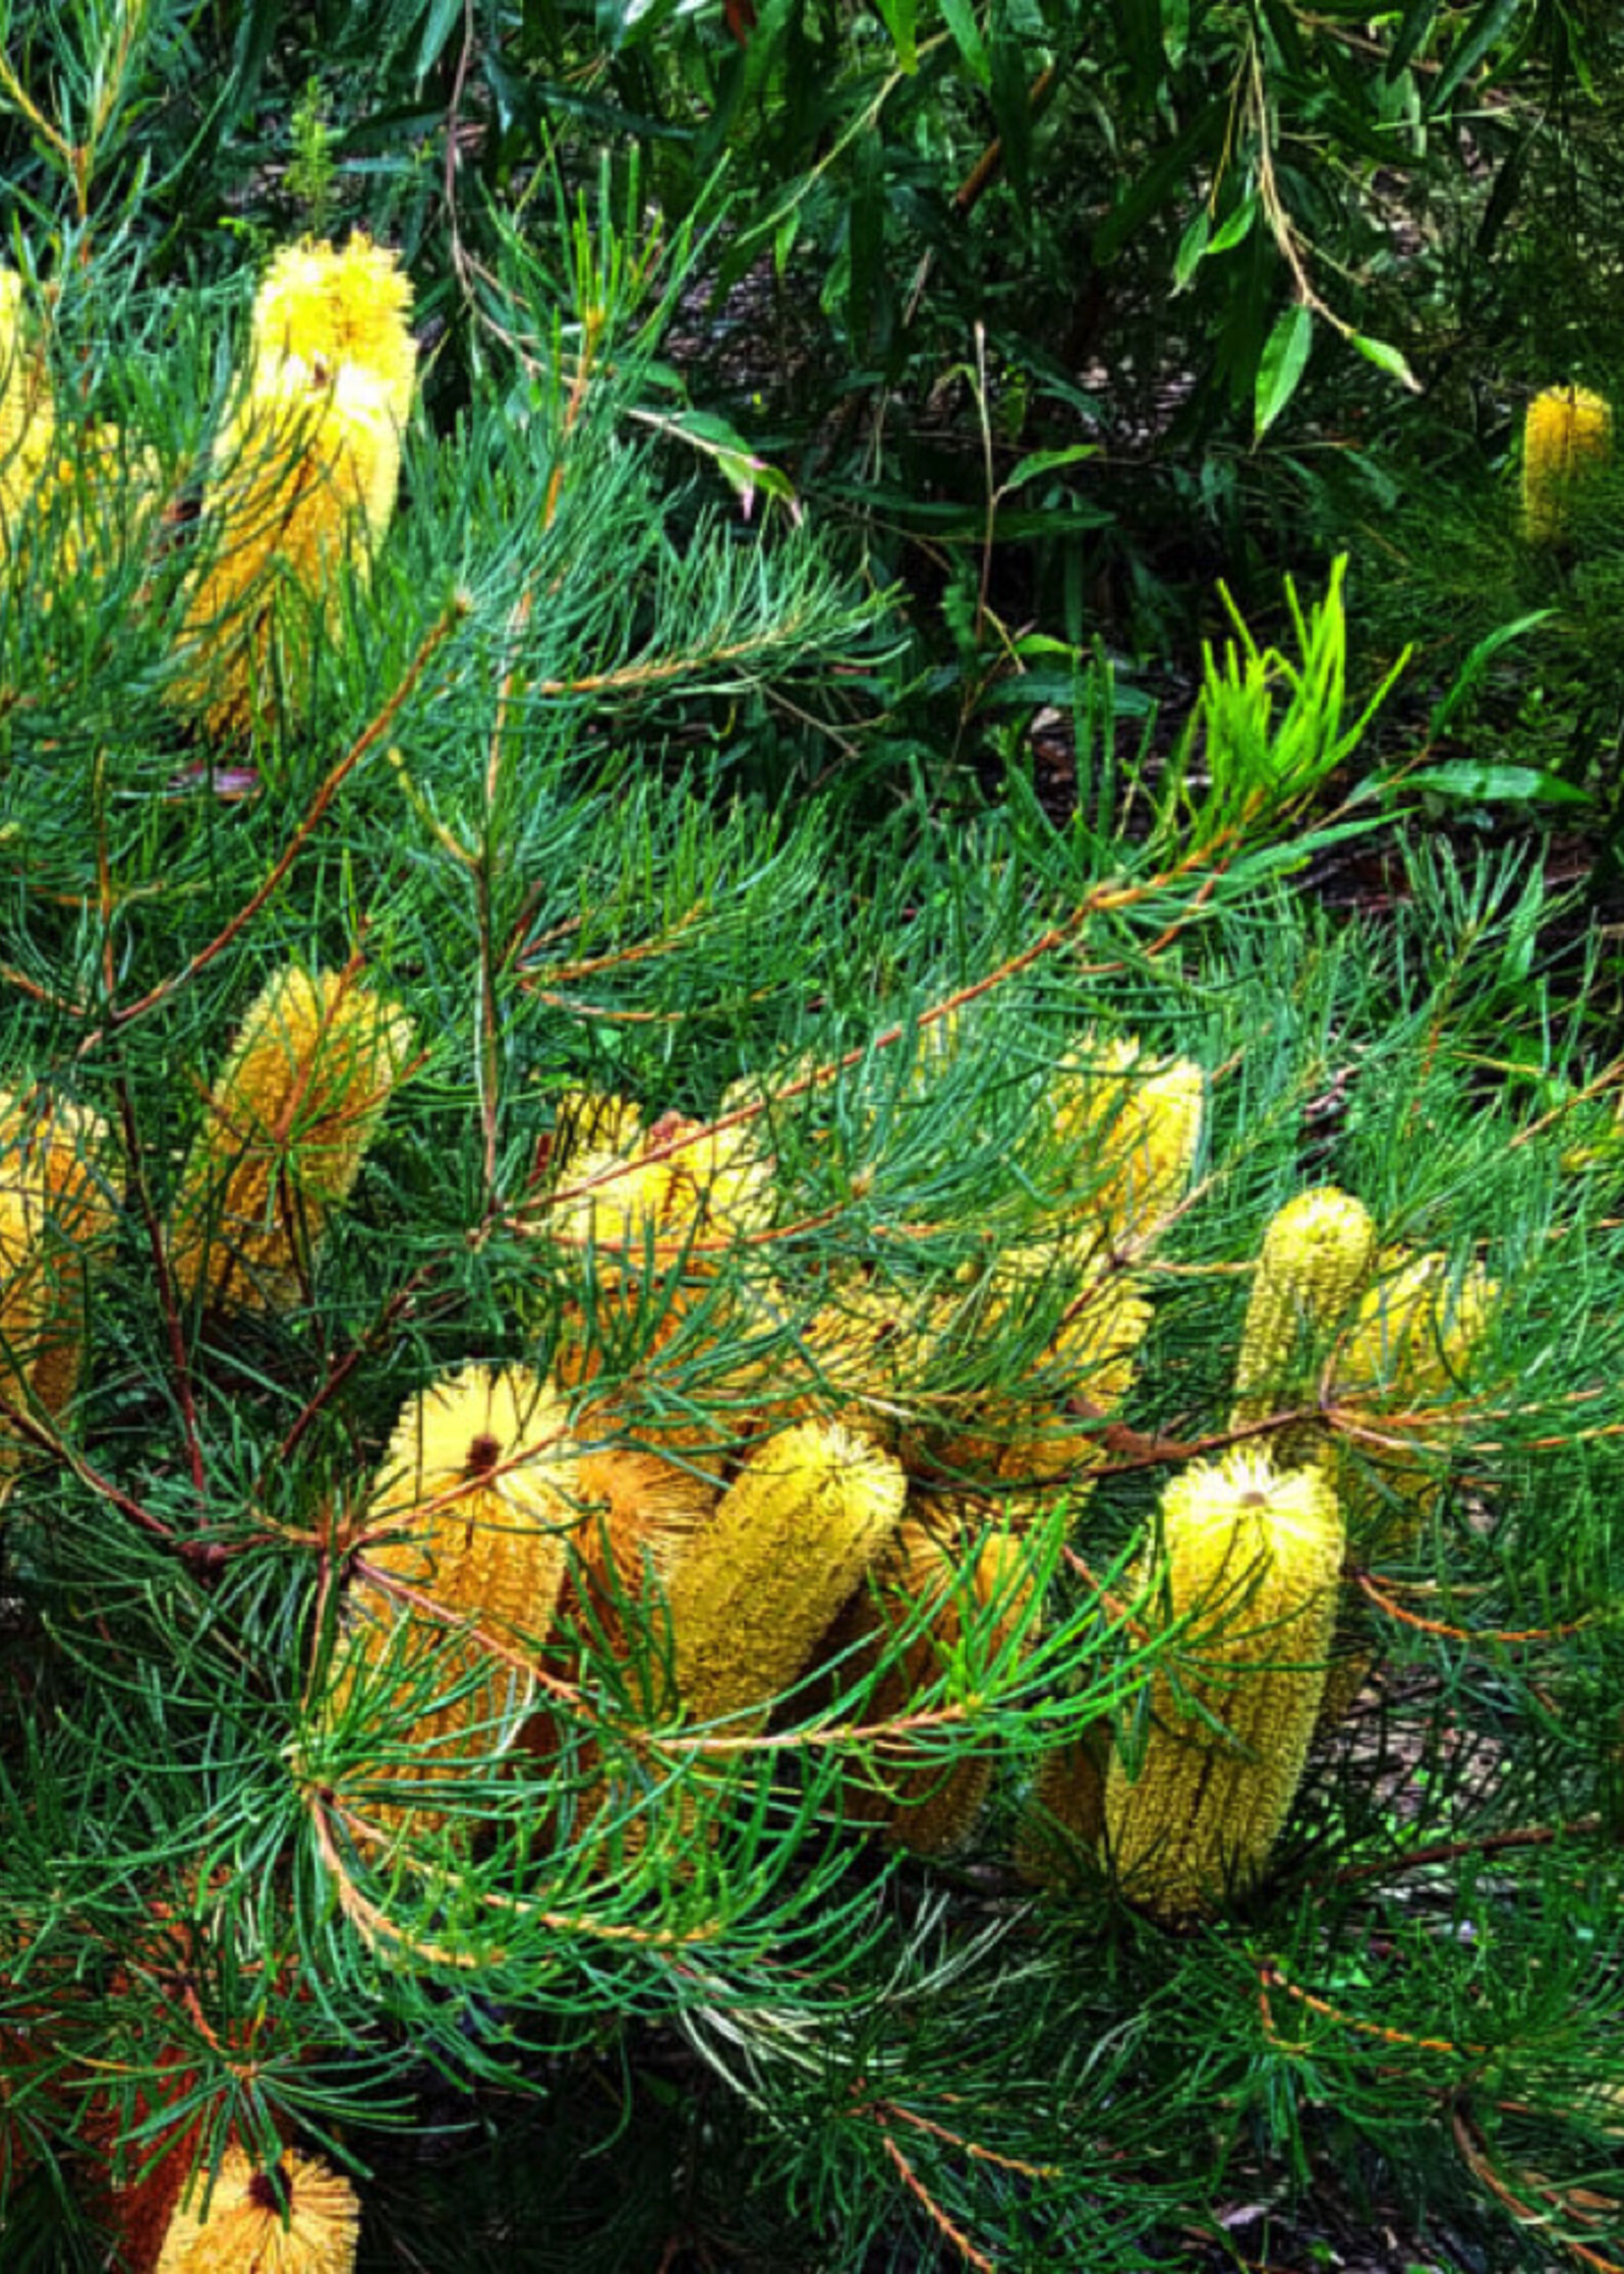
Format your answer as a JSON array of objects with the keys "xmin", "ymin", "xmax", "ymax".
[
  {"xmin": 466, "ymin": 1431, "xmax": 502, "ymax": 1478},
  {"xmin": 248, "ymin": 2161, "xmax": 292, "ymax": 2216}
]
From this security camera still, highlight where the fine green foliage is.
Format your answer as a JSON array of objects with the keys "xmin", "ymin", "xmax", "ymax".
[{"xmin": 2, "ymin": 31, "xmax": 1624, "ymax": 2274}]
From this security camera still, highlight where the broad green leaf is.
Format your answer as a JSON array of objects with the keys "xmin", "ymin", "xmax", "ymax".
[
  {"xmin": 1428, "ymin": 610, "xmax": 1555, "ymax": 735},
  {"xmin": 1253, "ymin": 303, "xmax": 1312, "ymax": 439},
  {"xmin": 1407, "ymin": 763, "xmax": 1592, "ymax": 807},
  {"xmin": 872, "ymin": 0, "xmax": 917, "ymax": 71},
  {"xmin": 1385, "ymin": 0, "xmax": 1441, "ymax": 79},
  {"xmin": 1351, "ymin": 332, "xmax": 1421, "ymax": 391},
  {"xmin": 941, "ymin": 0, "xmax": 991, "ymax": 87},
  {"xmin": 1207, "ymin": 196, "xmax": 1257, "ymax": 257},
  {"xmin": 1430, "ymin": 0, "xmax": 1522, "ymax": 111},
  {"xmin": 1174, "ymin": 208, "xmax": 1210, "ymax": 291},
  {"xmin": 1002, "ymin": 444, "xmax": 1099, "ymax": 495}
]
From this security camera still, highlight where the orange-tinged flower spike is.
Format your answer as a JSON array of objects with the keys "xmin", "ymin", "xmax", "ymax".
[
  {"xmin": 153, "ymin": 2142, "xmax": 359, "ymax": 2274},
  {"xmin": 831, "ymin": 1504, "xmax": 1035, "ymax": 1857},
  {"xmin": 666, "ymin": 1419, "xmax": 907, "ymax": 1727},
  {"xmin": 1105, "ymin": 1451, "xmax": 1345, "ymax": 1919},
  {"xmin": 0, "ymin": 1093, "xmax": 116, "ymax": 1498},
  {"xmin": 1051, "ymin": 1037, "xmax": 1204, "ymax": 1251},
  {"xmin": 169, "ymin": 966, "xmax": 412, "ymax": 1314},
  {"xmin": 329, "ymin": 1365, "xmax": 579, "ymax": 1836},
  {"xmin": 1015, "ymin": 1722, "xmax": 1110, "ymax": 1891},
  {"xmin": 566, "ymin": 1429, "xmax": 718, "ymax": 1647},
  {"xmin": 177, "ymin": 354, "xmax": 402, "ymax": 736},
  {"xmin": 1230, "ymin": 1185, "xmax": 1376, "ymax": 1445},
  {"xmin": 1523, "ymin": 384, "xmax": 1611, "ymax": 543},
  {"xmin": 0, "ymin": 268, "xmax": 52, "ymax": 539},
  {"xmin": 932, "ymin": 1267, "xmax": 1152, "ymax": 1510},
  {"xmin": 250, "ymin": 232, "xmax": 417, "ymax": 431}
]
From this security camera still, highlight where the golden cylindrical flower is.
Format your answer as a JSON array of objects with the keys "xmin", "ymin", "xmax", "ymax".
[
  {"xmin": 1050, "ymin": 1037, "xmax": 1204, "ymax": 1251},
  {"xmin": 1523, "ymin": 384, "xmax": 1611, "ymax": 543},
  {"xmin": 1015, "ymin": 1723, "xmax": 1110, "ymax": 1891},
  {"xmin": 1330, "ymin": 1246, "xmax": 1496, "ymax": 1545},
  {"xmin": 176, "ymin": 354, "xmax": 402, "ymax": 737},
  {"xmin": 0, "ymin": 267, "xmax": 52, "ymax": 540},
  {"xmin": 153, "ymin": 2142, "xmax": 359, "ymax": 2274},
  {"xmin": 830, "ymin": 1504, "xmax": 1035, "ymax": 1857},
  {"xmin": 1105, "ymin": 1451, "xmax": 1345, "ymax": 1919},
  {"xmin": 328, "ymin": 1364, "xmax": 579, "ymax": 1835},
  {"xmin": 0, "ymin": 1092, "xmax": 116, "ymax": 1496},
  {"xmin": 168, "ymin": 965, "xmax": 412, "ymax": 1314},
  {"xmin": 250, "ymin": 232, "xmax": 417, "ymax": 432},
  {"xmin": 666, "ymin": 1419, "xmax": 906, "ymax": 1728}
]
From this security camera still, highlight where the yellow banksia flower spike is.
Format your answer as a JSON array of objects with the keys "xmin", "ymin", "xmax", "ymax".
[
  {"xmin": 328, "ymin": 1365, "xmax": 579, "ymax": 1836},
  {"xmin": 1105, "ymin": 1450, "xmax": 1344, "ymax": 1919},
  {"xmin": 176, "ymin": 354, "xmax": 402, "ymax": 737},
  {"xmin": 169, "ymin": 965, "xmax": 413, "ymax": 1314},
  {"xmin": 1523, "ymin": 384, "xmax": 1611, "ymax": 543},
  {"xmin": 31, "ymin": 422, "xmax": 164, "ymax": 588},
  {"xmin": 0, "ymin": 1093, "xmax": 116, "ymax": 1499},
  {"xmin": 154, "ymin": 2142, "xmax": 360, "ymax": 2274},
  {"xmin": 933, "ymin": 1267, "xmax": 1152, "ymax": 1511},
  {"xmin": 0, "ymin": 268, "xmax": 52, "ymax": 541},
  {"xmin": 1051, "ymin": 1037, "xmax": 1204, "ymax": 1251},
  {"xmin": 1330, "ymin": 1247, "xmax": 1497, "ymax": 1545},
  {"xmin": 250, "ymin": 232, "xmax": 417, "ymax": 432},
  {"xmin": 829, "ymin": 1504, "xmax": 1035, "ymax": 1857},
  {"xmin": 1229, "ymin": 1186, "xmax": 1377, "ymax": 1451},
  {"xmin": 666, "ymin": 1419, "xmax": 906, "ymax": 1728}
]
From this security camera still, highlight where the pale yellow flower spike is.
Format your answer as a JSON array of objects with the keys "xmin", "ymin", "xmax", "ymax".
[
  {"xmin": 1330, "ymin": 1247, "xmax": 1497, "ymax": 1547},
  {"xmin": 154, "ymin": 2142, "xmax": 360, "ymax": 2274},
  {"xmin": 1052, "ymin": 1038, "xmax": 1204, "ymax": 1251},
  {"xmin": 251, "ymin": 233, "xmax": 417, "ymax": 431},
  {"xmin": 0, "ymin": 268, "xmax": 54, "ymax": 541},
  {"xmin": 178, "ymin": 354, "xmax": 402, "ymax": 736},
  {"xmin": 1105, "ymin": 1450, "xmax": 1345, "ymax": 1919},
  {"xmin": 168, "ymin": 966, "xmax": 413, "ymax": 1314},
  {"xmin": 1523, "ymin": 385, "xmax": 1611, "ymax": 543}
]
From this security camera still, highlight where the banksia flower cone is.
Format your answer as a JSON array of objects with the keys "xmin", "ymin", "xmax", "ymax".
[
  {"xmin": 1015, "ymin": 1722, "xmax": 1110, "ymax": 1890},
  {"xmin": 1051, "ymin": 1037, "xmax": 1204, "ymax": 1250},
  {"xmin": 1106, "ymin": 1451, "xmax": 1345, "ymax": 1919},
  {"xmin": 1230, "ymin": 1185, "xmax": 1376, "ymax": 1454},
  {"xmin": 37, "ymin": 421, "xmax": 163, "ymax": 585},
  {"xmin": 250, "ymin": 233, "xmax": 417, "ymax": 432},
  {"xmin": 327, "ymin": 1365, "xmax": 578, "ymax": 1834},
  {"xmin": 937, "ymin": 1265, "xmax": 1152, "ymax": 1507},
  {"xmin": 177, "ymin": 353, "xmax": 402, "ymax": 736},
  {"xmin": 566, "ymin": 1427, "xmax": 718, "ymax": 1648},
  {"xmin": 0, "ymin": 267, "xmax": 52, "ymax": 539},
  {"xmin": 169, "ymin": 965, "xmax": 412, "ymax": 1314},
  {"xmin": 0, "ymin": 1092, "xmax": 116, "ymax": 1496},
  {"xmin": 829, "ymin": 1507, "xmax": 1034, "ymax": 1856},
  {"xmin": 1331, "ymin": 1248, "xmax": 1496, "ymax": 1544},
  {"xmin": 153, "ymin": 2142, "xmax": 360, "ymax": 2274},
  {"xmin": 667, "ymin": 1419, "xmax": 906, "ymax": 1727},
  {"xmin": 1523, "ymin": 384, "xmax": 1611, "ymax": 543}
]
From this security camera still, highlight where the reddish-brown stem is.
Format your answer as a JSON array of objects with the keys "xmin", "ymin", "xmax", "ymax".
[{"xmin": 1332, "ymin": 1815, "xmax": 1598, "ymax": 1888}]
